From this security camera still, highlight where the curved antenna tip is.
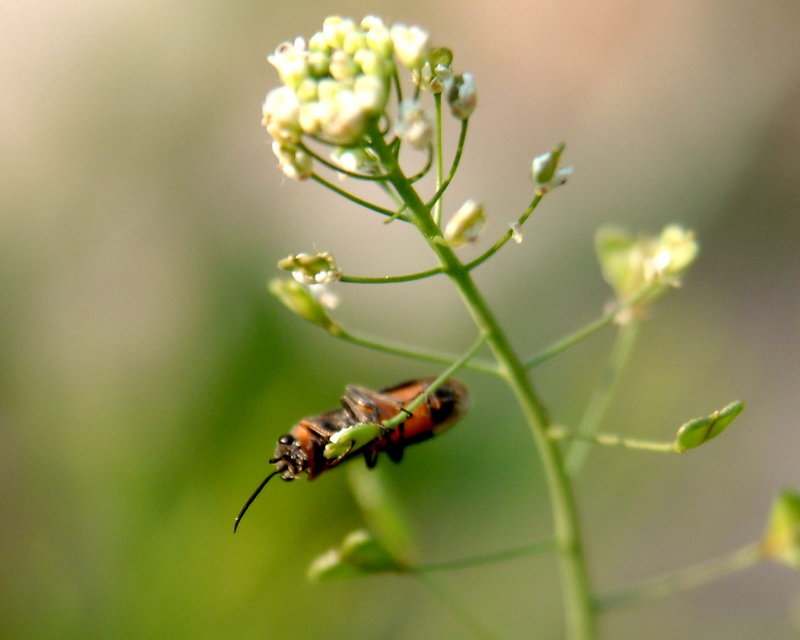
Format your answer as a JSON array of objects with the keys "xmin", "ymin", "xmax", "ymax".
[{"xmin": 232, "ymin": 470, "xmax": 281, "ymax": 533}]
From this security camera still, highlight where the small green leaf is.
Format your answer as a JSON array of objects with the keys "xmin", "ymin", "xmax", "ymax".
[
  {"xmin": 674, "ymin": 400, "xmax": 744, "ymax": 452},
  {"xmin": 762, "ymin": 490, "xmax": 800, "ymax": 570},
  {"xmin": 323, "ymin": 422, "xmax": 383, "ymax": 459}
]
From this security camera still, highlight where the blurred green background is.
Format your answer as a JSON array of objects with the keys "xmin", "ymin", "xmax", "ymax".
[{"xmin": 2, "ymin": 1, "xmax": 799, "ymax": 638}]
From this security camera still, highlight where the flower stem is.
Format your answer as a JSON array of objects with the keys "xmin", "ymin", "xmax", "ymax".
[
  {"xmin": 310, "ymin": 173, "xmax": 409, "ymax": 221},
  {"xmin": 596, "ymin": 542, "xmax": 763, "ymax": 610},
  {"xmin": 336, "ymin": 328, "xmax": 501, "ymax": 377},
  {"xmin": 340, "ymin": 266, "xmax": 444, "ymax": 284},
  {"xmin": 548, "ymin": 426, "xmax": 675, "ymax": 453},
  {"xmin": 370, "ymin": 128, "xmax": 597, "ymax": 640},
  {"xmin": 408, "ymin": 538, "xmax": 556, "ymax": 574},
  {"xmin": 566, "ymin": 321, "xmax": 640, "ymax": 475}
]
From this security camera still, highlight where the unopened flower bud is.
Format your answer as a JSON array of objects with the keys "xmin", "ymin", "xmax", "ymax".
[
  {"xmin": 322, "ymin": 16, "xmax": 356, "ymax": 49},
  {"xmin": 271, "ymin": 142, "xmax": 312, "ymax": 180},
  {"xmin": 444, "ymin": 200, "xmax": 486, "ymax": 247},
  {"xmin": 330, "ymin": 147, "xmax": 379, "ymax": 175},
  {"xmin": 531, "ymin": 143, "xmax": 572, "ymax": 195},
  {"xmin": 446, "ymin": 72, "xmax": 477, "ymax": 119},
  {"xmin": 395, "ymin": 100, "xmax": 433, "ymax": 149},
  {"xmin": 362, "ymin": 16, "xmax": 393, "ymax": 57},
  {"xmin": 353, "ymin": 74, "xmax": 387, "ymax": 114},
  {"xmin": 673, "ymin": 400, "xmax": 744, "ymax": 453},
  {"xmin": 390, "ymin": 24, "xmax": 430, "ymax": 70},
  {"xmin": 268, "ymin": 278, "xmax": 340, "ymax": 333},
  {"xmin": 262, "ymin": 86, "xmax": 301, "ymax": 144}
]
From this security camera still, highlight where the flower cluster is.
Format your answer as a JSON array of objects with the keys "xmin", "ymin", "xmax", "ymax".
[
  {"xmin": 262, "ymin": 16, "xmax": 433, "ymax": 179},
  {"xmin": 595, "ymin": 224, "xmax": 699, "ymax": 321}
]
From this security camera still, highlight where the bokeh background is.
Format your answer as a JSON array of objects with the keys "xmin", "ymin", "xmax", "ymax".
[{"xmin": 2, "ymin": 0, "xmax": 799, "ymax": 638}]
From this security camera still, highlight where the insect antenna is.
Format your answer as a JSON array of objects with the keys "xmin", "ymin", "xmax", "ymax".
[{"xmin": 233, "ymin": 470, "xmax": 282, "ymax": 533}]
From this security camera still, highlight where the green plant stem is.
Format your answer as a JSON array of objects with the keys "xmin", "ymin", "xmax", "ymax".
[
  {"xmin": 336, "ymin": 328, "xmax": 502, "ymax": 377},
  {"xmin": 525, "ymin": 282, "xmax": 663, "ymax": 369},
  {"xmin": 310, "ymin": 173, "xmax": 408, "ymax": 221},
  {"xmin": 565, "ymin": 321, "xmax": 640, "ymax": 475},
  {"xmin": 426, "ymin": 119, "xmax": 469, "ymax": 210},
  {"xmin": 383, "ymin": 332, "xmax": 488, "ymax": 429},
  {"xmin": 370, "ymin": 128, "xmax": 597, "ymax": 640},
  {"xmin": 596, "ymin": 542, "xmax": 764, "ymax": 610},
  {"xmin": 408, "ymin": 539, "xmax": 556, "ymax": 574},
  {"xmin": 548, "ymin": 426, "xmax": 675, "ymax": 453},
  {"xmin": 339, "ymin": 266, "xmax": 444, "ymax": 284},
  {"xmin": 433, "ymin": 93, "xmax": 445, "ymax": 226}
]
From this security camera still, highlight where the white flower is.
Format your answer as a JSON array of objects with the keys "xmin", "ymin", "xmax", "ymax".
[
  {"xmin": 272, "ymin": 142, "xmax": 312, "ymax": 180},
  {"xmin": 268, "ymin": 38, "xmax": 308, "ymax": 88},
  {"xmin": 262, "ymin": 86, "xmax": 301, "ymax": 144},
  {"xmin": 390, "ymin": 24, "xmax": 430, "ymax": 69}
]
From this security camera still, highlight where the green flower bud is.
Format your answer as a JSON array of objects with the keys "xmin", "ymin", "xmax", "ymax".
[
  {"xmin": 306, "ymin": 50, "xmax": 330, "ymax": 77},
  {"xmin": 531, "ymin": 143, "xmax": 572, "ymax": 195},
  {"xmin": 762, "ymin": 490, "xmax": 800, "ymax": 570},
  {"xmin": 673, "ymin": 400, "xmax": 744, "ymax": 452},
  {"xmin": 268, "ymin": 278, "xmax": 340, "ymax": 333},
  {"xmin": 323, "ymin": 422, "xmax": 383, "ymax": 459},
  {"xmin": 444, "ymin": 200, "xmax": 486, "ymax": 247}
]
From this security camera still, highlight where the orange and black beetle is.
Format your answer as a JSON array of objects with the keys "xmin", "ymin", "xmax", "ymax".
[{"xmin": 233, "ymin": 377, "xmax": 469, "ymax": 531}]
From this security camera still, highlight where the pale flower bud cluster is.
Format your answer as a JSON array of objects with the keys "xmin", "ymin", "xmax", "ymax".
[
  {"xmin": 277, "ymin": 252, "xmax": 342, "ymax": 284},
  {"xmin": 262, "ymin": 16, "xmax": 434, "ymax": 179}
]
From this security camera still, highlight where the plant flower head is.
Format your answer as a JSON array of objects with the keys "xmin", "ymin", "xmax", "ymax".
[
  {"xmin": 595, "ymin": 224, "xmax": 699, "ymax": 321},
  {"xmin": 262, "ymin": 16, "xmax": 435, "ymax": 178}
]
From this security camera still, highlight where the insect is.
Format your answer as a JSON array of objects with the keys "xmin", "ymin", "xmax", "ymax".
[{"xmin": 233, "ymin": 377, "xmax": 469, "ymax": 531}]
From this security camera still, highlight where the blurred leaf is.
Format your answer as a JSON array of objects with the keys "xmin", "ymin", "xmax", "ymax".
[{"xmin": 762, "ymin": 490, "xmax": 800, "ymax": 570}]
